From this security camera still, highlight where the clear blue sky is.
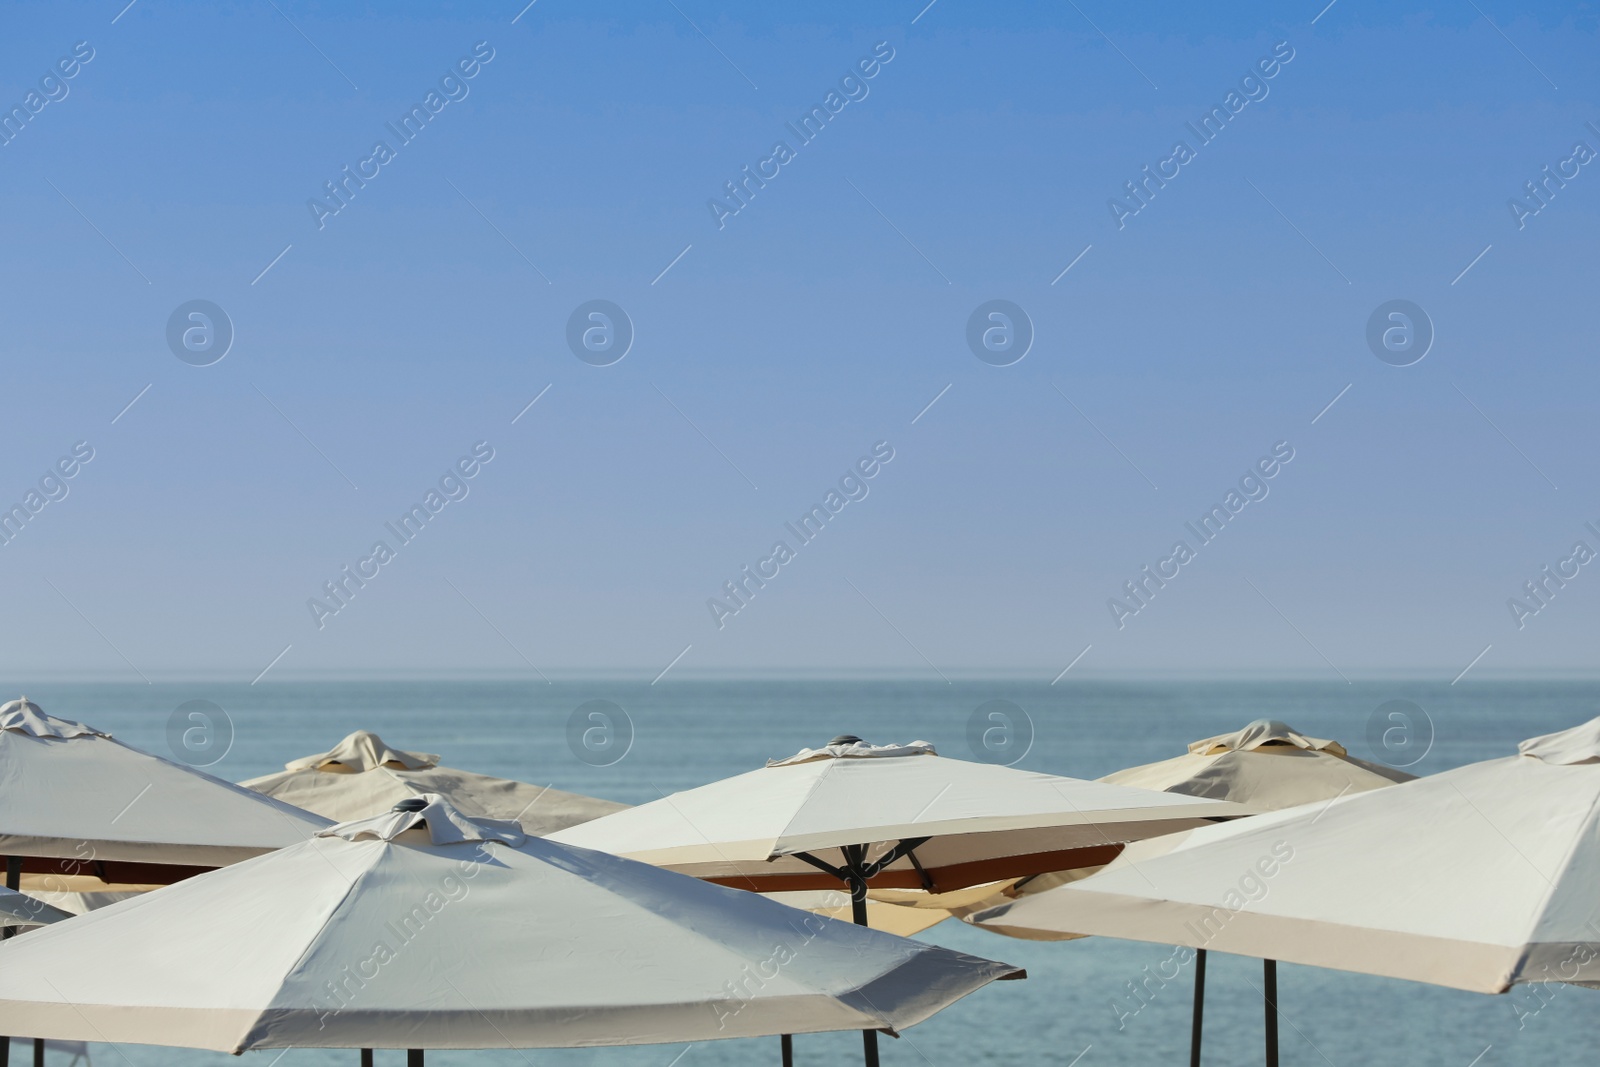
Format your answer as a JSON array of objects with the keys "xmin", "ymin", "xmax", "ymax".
[{"xmin": 1, "ymin": 0, "xmax": 1595, "ymax": 681}]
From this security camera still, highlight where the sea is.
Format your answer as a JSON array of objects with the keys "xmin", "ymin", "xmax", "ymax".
[{"xmin": 5, "ymin": 676, "xmax": 1599, "ymax": 1067}]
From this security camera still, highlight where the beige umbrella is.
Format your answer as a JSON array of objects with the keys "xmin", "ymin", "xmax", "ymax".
[
  {"xmin": 972, "ymin": 716, "xmax": 1600, "ymax": 1064},
  {"xmin": 241, "ymin": 729, "xmax": 627, "ymax": 836},
  {"xmin": 0, "ymin": 796, "xmax": 1024, "ymax": 1062},
  {"xmin": 551, "ymin": 734, "xmax": 1245, "ymax": 1067},
  {"xmin": 1101, "ymin": 719, "xmax": 1413, "ymax": 811}
]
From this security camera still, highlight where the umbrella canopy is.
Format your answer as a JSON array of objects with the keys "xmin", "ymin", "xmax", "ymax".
[
  {"xmin": 242, "ymin": 729, "xmax": 626, "ymax": 835},
  {"xmin": 0, "ymin": 795, "xmax": 1024, "ymax": 1052},
  {"xmin": 548, "ymin": 737, "xmax": 1246, "ymax": 892},
  {"xmin": 767, "ymin": 890, "xmax": 954, "ymax": 938},
  {"xmin": 0, "ymin": 888, "xmax": 71, "ymax": 929},
  {"xmin": 0, "ymin": 698, "xmax": 330, "ymax": 885},
  {"xmin": 969, "ymin": 715, "xmax": 1600, "ymax": 993},
  {"xmin": 1100, "ymin": 718, "xmax": 1413, "ymax": 812},
  {"xmin": 950, "ymin": 718, "xmax": 1414, "ymax": 931}
]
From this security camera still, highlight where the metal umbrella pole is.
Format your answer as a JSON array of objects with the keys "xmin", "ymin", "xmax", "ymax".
[
  {"xmin": 1189, "ymin": 948, "xmax": 1206, "ymax": 1067},
  {"xmin": 0, "ymin": 856, "xmax": 18, "ymax": 1067},
  {"xmin": 1263, "ymin": 959, "xmax": 1278, "ymax": 1067},
  {"xmin": 791, "ymin": 836, "xmax": 933, "ymax": 1067}
]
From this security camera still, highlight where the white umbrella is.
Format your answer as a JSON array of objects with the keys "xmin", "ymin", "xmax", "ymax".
[
  {"xmin": 971, "ymin": 716, "xmax": 1600, "ymax": 1062},
  {"xmin": 0, "ymin": 698, "xmax": 330, "ymax": 879},
  {"xmin": 0, "ymin": 796, "xmax": 1023, "ymax": 1062},
  {"xmin": 960, "ymin": 719, "xmax": 1415, "ymax": 1063},
  {"xmin": 1110, "ymin": 718, "xmax": 1414, "ymax": 1064},
  {"xmin": 551, "ymin": 735, "xmax": 1242, "ymax": 1067},
  {"xmin": 548, "ymin": 736, "xmax": 1245, "ymax": 893},
  {"xmin": 0, "ymin": 697, "xmax": 332, "ymax": 1064},
  {"xmin": 241, "ymin": 729, "xmax": 627, "ymax": 835}
]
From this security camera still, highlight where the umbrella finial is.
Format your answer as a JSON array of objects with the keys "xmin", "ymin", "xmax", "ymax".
[
  {"xmin": 828, "ymin": 734, "xmax": 863, "ymax": 746},
  {"xmin": 393, "ymin": 798, "xmax": 428, "ymax": 812}
]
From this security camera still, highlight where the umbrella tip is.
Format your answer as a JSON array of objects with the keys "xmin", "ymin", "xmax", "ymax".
[
  {"xmin": 393, "ymin": 797, "xmax": 428, "ymax": 812},
  {"xmin": 828, "ymin": 734, "xmax": 863, "ymax": 746}
]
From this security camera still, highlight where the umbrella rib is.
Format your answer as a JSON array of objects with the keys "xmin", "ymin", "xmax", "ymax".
[
  {"xmin": 860, "ymin": 838, "xmax": 932, "ymax": 881},
  {"xmin": 792, "ymin": 850, "xmax": 847, "ymax": 882}
]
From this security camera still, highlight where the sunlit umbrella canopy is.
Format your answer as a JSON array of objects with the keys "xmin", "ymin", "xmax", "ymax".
[
  {"xmin": 0, "ymin": 698, "xmax": 330, "ymax": 893},
  {"xmin": 548, "ymin": 737, "xmax": 1246, "ymax": 892},
  {"xmin": 242, "ymin": 729, "xmax": 626, "ymax": 835},
  {"xmin": 970, "ymin": 716, "xmax": 1600, "ymax": 993},
  {"xmin": 953, "ymin": 718, "xmax": 1413, "ymax": 929},
  {"xmin": 0, "ymin": 795, "xmax": 1024, "ymax": 1053}
]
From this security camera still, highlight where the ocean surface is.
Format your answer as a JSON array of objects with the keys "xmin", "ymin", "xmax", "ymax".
[{"xmin": 5, "ymin": 677, "xmax": 1599, "ymax": 1067}]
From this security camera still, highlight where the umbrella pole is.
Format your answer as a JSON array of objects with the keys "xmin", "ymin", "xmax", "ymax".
[
  {"xmin": 1189, "ymin": 948, "xmax": 1206, "ymax": 1067},
  {"xmin": 360, "ymin": 1051, "xmax": 373, "ymax": 1067},
  {"xmin": 781, "ymin": 1033, "xmax": 793, "ymax": 1067},
  {"xmin": 408, "ymin": 1051, "xmax": 424, "ymax": 1066},
  {"xmin": 1, "ymin": 855, "xmax": 16, "ymax": 1067},
  {"xmin": 841, "ymin": 845, "xmax": 880, "ymax": 1067},
  {"xmin": 29, "ymin": 1041, "xmax": 39, "ymax": 1067},
  {"xmin": 1263, "ymin": 959, "xmax": 1278, "ymax": 1067}
]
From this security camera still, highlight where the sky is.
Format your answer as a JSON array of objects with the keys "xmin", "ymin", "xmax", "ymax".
[{"xmin": 0, "ymin": 0, "xmax": 1597, "ymax": 682}]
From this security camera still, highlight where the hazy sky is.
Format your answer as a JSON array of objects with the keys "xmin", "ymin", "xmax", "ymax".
[{"xmin": 1, "ymin": 0, "xmax": 1595, "ymax": 682}]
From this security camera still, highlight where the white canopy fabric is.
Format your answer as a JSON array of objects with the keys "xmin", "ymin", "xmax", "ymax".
[
  {"xmin": 0, "ymin": 887, "xmax": 71, "ymax": 929},
  {"xmin": 1099, "ymin": 718, "xmax": 1414, "ymax": 813},
  {"xmin": 243, "ymin": 730, "xmax": 627, "ymax": 836},
  {"xmin": 951, "ymin": 720, "xmax": 1411, "ymax": 935},
  {"xmin": 0, "ymin": 698, "xmax": 330, "ymax": 870},
  {"xmin": 970, "ymin": 717, "xmax": 1600, "ymax": 993},
  {"xmin": 549, "ymin": 740, "xmax": 1245, "ymax": 892},
  {"xmin": 0, "ymin": 795, "xmax": 1023, "ymax": 1052}
]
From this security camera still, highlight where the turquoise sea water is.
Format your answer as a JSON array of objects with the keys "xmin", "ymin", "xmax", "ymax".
[{"xmin": 5, "ymin": 678, "xmax": 1599, "ymax": 1067}]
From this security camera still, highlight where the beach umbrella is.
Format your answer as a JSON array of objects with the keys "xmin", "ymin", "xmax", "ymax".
[
  {"xmin": 0, "ymin": 697, "xmax": 332, "ymax": 1067},
  {"xmin": 1099, "ymin": 718, "xmax": 1414, "ymax": 812},
  {"xmin": 241, "ymin": 729, "xmax": 627, "ymax": 835},
  {"xmin": 0, "ymin": 795, "xmax": 1024, "ymax": 1063},
  {"xmin": 970, "ymin": 715, "xmax": 1600, "ymax": 1065},
  {"xmin": 550, "ymin": 735, "xmax": 1245, "ymax": 1066},
  {"xmin": 0, "ymin": 889, "xmax": 72, "ymax": 1067},
  {"xmin": 0, "ymin": 697, "xmax": 331, "ymax": 889},
  {"xmin": 548, "ymin": 736, "xmax": 1245, "ymax": 893},
  {"xmin": 958, "ymin": 718, "xmax": 1414, "ymax": 1064}
]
